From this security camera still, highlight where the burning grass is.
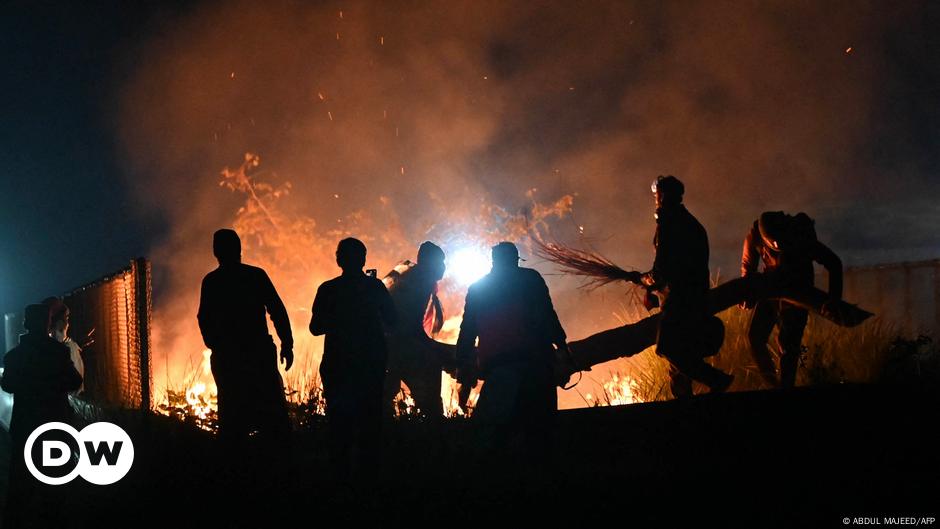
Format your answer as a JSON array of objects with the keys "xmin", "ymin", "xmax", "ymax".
[
  {"xmin": 154, "ymin": 152, "xmax": 573, "ymax": 429},
  {"xmin": 156, "ymin": 340, "xmax": 473, "ymax": 433},
  {"xmin": 153, "ymin": 161, "xmax": 930, "ymax": 426}
]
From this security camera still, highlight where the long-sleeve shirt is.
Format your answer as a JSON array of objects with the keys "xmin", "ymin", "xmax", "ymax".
[
  {"xmin": 647, "ymin": 204, "xmax": 710, "ymax": 294},
  {"xmin": 309, "ymin": 272, "xmax": 396, "ymax": 380},
  {"xmin": 1, "ymin": 332, "xmax": 83, "ymax": 443},
  {"xmin": 456, "ymin": 266, "xmax": 566, "ymax": 375},
  {"xmin": 741, "ymin": 216, "xmax": 843, "ymax": 299},
  {"xmin": 197, "ymin": 263, "xmax": 293, "ymax": 351}
]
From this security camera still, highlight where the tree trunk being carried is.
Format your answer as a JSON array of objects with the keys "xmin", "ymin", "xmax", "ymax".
[{"xmin": 559, "ymin": 273, "xmax": 874, "ymax": 386}]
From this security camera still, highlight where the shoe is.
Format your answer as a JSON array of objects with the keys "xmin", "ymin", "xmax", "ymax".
[{"xmin": 709, "ymin": 373, "xmax": 734, "ymax": 394}]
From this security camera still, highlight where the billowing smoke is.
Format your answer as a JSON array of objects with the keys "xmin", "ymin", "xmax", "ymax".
[{"xmin": 115, "ymin": 0, "xmax": 937, "ymax": 408}]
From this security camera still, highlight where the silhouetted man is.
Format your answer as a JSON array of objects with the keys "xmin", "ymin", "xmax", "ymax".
[
  {"xmin": 741, "ymin": 211, "xmax": 843, "ymax": 387},
  {"xmin": 2, "ymin": 304, "xmax": 83, "ymax": 529},
  {"xmin": 310, "ymin": 238, "xmax": 396, "ymax": 486},
  {"xmin": 42, "ymin": 297, "xmax": 84, "ymax": 395},
  {"xmin": 382, "ymin": 241, "xmax": 447, "ymax": 419},
  {"xmin": 456, "ymin": 242, "xmax": 566, "ymax": 459},
  {"xmin": 197, "ymin": 229, "xmax": 293, "ymax": 441},
  {"xmin": 2, "ymin": 304, "xmax": 83, "ymax": 452},
  {"xmin": 640, "ymin": 175, "xmax": 733, "ymax": 398}
]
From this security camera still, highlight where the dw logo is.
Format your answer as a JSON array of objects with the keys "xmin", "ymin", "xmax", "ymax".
[{"xmin": 24, "ymin": 422, "xmax": 134, "ymax": 485}]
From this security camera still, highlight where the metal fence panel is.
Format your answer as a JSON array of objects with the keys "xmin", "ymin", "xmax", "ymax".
[{"xmin": 63, "ymin": 258, "xmax": 152, "ymax": 410}]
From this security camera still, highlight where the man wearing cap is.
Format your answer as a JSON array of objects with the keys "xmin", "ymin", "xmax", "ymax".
[
  {"xmin": 641, "ymin": 175, "xmax": 733, "ymax": 398},
  {"xmin": 455, "ymin": 242, "xmax": 567, "ymax": 457},
  {"xmin": 382, "ymin": 241, "xmax": 448, "ymax": 419},
  {"xmin": 741, "ymin": 211, "xmax": 843, "ymax": 387},
  {"xmin": 197, "ymin": 228, "xmax": 294, "ymax": 441}
]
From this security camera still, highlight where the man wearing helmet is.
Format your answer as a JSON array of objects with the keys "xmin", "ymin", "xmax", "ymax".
[
  {"xmin": 741, "ymin": 211, "xmax": 843, "ymax": 387},
  {"xmin": 640, "ymin": 175, "xmax": 733, "ymax": 398}
]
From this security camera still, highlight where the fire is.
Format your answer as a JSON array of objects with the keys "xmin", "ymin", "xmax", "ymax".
[
  {"xmin": 185, "ymin": 382, "xmax": 213, "ymax": 419},
  {"xmin": 581, "ymin": 372, "xmax": 644, "ymax": 407},
  {"xmin": 392, "ymin": 385, "xmax": 416, "ymax": 418},
  {"xmin": 602, "ymin": 372, "xmax": 642, "ymax": 406},
  {"xmin": 436, "ymin": 315, "xmax": 480, "ymax": 418},
  {"xmin": 157, "ymin": 349, "xmax": 218, "ymax": 432},
  {"xmin": 184, "ymin": 350, "xmax": 218, "ymax": 420},
  {"xmin": 155, "ymin": 153, "xmax": 574, "ymax": 429}
]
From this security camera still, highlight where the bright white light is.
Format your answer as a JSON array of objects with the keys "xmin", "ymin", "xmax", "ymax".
[{"xmin": 449, "ymin": 247, "xmax": 491, "ymax": 285}]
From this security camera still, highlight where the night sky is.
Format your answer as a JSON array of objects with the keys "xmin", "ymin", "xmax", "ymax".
[
  {"xmin": 0, "ymin": 2, "xmax": 182, "ymax": 323},
  {"xmin": 1, "ymin": 1, "xmax": 938, "ymax": 348}
]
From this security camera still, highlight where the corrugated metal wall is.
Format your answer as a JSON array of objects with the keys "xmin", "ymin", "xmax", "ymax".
[{"xmin": 832, "ymin": 259, "xmax": 940, "ymax": 336}]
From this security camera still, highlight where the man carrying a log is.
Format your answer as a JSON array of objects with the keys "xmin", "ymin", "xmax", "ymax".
[
  {"xmin": 640, "ymin": 175, "xmax": 733, "ymax": 398},
  {"xmin": 382, "ymin": 241, "xmax": 449, "ymax": 419},
  {"xmin": 741, "ymin": 211, "xmax": 843, "ymax": 387}
]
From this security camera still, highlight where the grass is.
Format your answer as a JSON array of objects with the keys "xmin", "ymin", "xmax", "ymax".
[
  {"xmin": 581, "ymin": 299, "xmax": 916, "ymax": 406},
  {"xmin": 155, "ymin": 294, "xmax": 932, "ymax": 423}
]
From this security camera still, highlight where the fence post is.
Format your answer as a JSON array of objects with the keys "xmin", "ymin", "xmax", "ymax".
[{"xmin": 134, "ymin": 258, "xmax": 153, "ymax": 411}]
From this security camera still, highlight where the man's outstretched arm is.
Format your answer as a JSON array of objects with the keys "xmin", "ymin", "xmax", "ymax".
[{"xmin": 813, "ymin": 241, "xmax": 843, "ymax": 301}]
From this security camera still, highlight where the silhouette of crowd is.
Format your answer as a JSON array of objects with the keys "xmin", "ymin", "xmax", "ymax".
[{"xmin": 1, "ymin": 174, "xmax": 849, "ymax": 516}]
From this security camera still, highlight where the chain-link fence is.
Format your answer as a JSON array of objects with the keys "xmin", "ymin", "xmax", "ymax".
[{"xmin": 62, "ymin": 258, "xmax": 153, "ymax": 410}]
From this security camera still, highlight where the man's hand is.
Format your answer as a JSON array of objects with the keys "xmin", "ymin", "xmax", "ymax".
[
  {"xmin": 457, "ymin": 382, "xmax": 473, "ymax": 413},
  {"xmin": 553, "ymin": 342, "xmax": 583, "ymax": 387},
  {"xmin": 820, "ymin": 298, "xmax": 841, "ymax": 318},
  {"xmin": 623, "ymin": 271, "xmax": 643, "ymax": 284},
  {"xmin": 739, "ymin": 299, "xmax": 754, "ymax": 310},
  {"xmin": 455, "ymin": 365, "xmax": 478, "ymax": 388},
  {"xmin": 643, "ymin": 289, "xmax": 660, "ymax": 311},
  {"xmin": 280, "ymin": 345, "xmax": 294, "ymax": 371}
]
